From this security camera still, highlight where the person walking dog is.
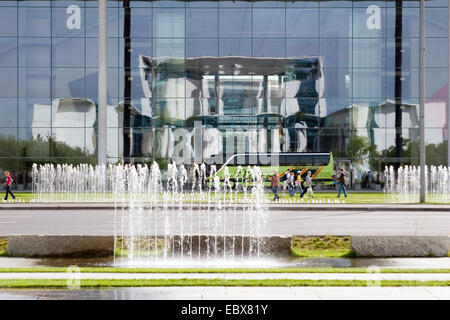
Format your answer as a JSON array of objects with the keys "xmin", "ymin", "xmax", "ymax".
[
  {"xmin": 337, "ymin": 168, "xmax": 348, "ymax": 198},
  {"xmin": 3, "ymin": 171, "xmax": 16, "ymax": 201},
  {"xmin": 270, "ymin": 170, "xmax": 281, "ymax": 201}
]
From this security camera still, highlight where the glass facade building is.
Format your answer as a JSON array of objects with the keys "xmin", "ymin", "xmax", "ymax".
[{"xmin": 0, "ymin": 0, "xmax": 449, "ymax": 187}]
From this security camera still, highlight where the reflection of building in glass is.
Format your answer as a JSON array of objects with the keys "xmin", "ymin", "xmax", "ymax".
[
  {"xmin": 322, "ymin": 100, "xmax": 420, "ymax": 154},
  {"xmin": 0, "ymin": 0, "xmax": 449, "ymax": 178},
  {"xmin": 138, "ymin": 55, "xmax": 326, "ymax": 162},
  {"xmin": 30, "ymin": 98, "xmax": 96, "ymax": 152}
]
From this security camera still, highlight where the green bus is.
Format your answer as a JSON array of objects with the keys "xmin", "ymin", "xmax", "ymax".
[{"xmin": 215, "ymin": 152, "xmax": 334, "ymax": 187}]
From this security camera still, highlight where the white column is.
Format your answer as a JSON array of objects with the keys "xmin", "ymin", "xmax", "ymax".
[
  {"xmin": 448, "ymin": 0, "xmax": 450, "ymax": 167},
  {"xmin": 97, "ymin": 0, "xmax": 107, "ymax": 164},
  {"xmin": 419, "ymin": 0, "xmax": 426, "ymax": 203}
]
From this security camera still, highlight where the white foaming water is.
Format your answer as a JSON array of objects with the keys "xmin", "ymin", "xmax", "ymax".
[
  {"xmin": 32, "ymin": 162, "xmax": 269, "ymax": 267},
  {"xmin": 384, "ymin": 165, "xmax": 450, "ymax": 203}
]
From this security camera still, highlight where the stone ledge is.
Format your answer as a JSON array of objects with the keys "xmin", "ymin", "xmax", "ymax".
[
  {"xmin": 7, "ymin": 235, "xmax": 114, "ymax": 258},
  {"xmin": 351, "ymin": 236, "xmax": 449, "ymax": 257},
  {"xmin": 171, "ymin": 235, "xmax": 292, "ymax": 257}
]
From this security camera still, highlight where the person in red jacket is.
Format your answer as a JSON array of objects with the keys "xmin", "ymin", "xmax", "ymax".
[{"xmin": 3, "ymin": 171, "xmax": 16, "ymax": 201}]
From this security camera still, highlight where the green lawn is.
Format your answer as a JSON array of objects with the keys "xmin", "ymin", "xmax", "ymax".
[
  {"xmin": 0, "ymin": 191, "xmax": 425, "ymax": 204},
  {"xmin": 291, "ymin": 236, "xmax": 355, "ymax": 258},
  {"xmin": 5, "ymin": 189, "xmax": 450, "ymax": 204},
  {"xmin": 0, "ymin": 278, "xmax": 448, "ymax": 288},
  {"xmin": 0, "ymin": 267, "xmax": 449, "ymax": 274}
]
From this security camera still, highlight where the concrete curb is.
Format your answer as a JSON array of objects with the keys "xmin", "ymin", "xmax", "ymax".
[
  {"xmin": 351, "ymin": 236, "xmax": 450, "ymax": 257},
  {"xmin": 7, "ymin": 235, "xmax": 114, "ymax": 258},
  {"xmin": 6, "ymin": 234, "xmax": 449, "ymax": 258},
  {"xmin": 1, "ymin": 203, "xmax": 450, "ymax": 211}
]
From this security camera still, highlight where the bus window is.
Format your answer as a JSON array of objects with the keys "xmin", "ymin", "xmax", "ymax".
[
  {"xmin": 299, "ymin": 155, "xmax": 313, "ymax": 166},
  {"xmin": 314, "ymin": 155, "xmax": 330, "ymax": 166},
  {"xmin": 279, "ymin": 155, "xmax": 289, "ymax": 166},
  {"xmin": 286, "ymin": 154, "xmax": 299, "ymax": 166}
]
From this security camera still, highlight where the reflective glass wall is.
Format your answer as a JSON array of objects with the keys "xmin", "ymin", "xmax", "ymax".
[{"xmin": 0, "ymin": 0, "xmax": 449, "ymax": 187}]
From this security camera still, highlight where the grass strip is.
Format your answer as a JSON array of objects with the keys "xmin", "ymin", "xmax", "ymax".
[
  {"xmin": 9, "ymin": 192, "xmax": 450, "ymax": 204},
  {"xmin": 0, "ymin": 267, "xmax": 449, "ymax": 274},
  {"xmin": 291, "ymin": 236, "xmax": 355, "ymax": 258},
  {"xmin": 0, "ymin": 239, "xmax": 9, "ymax": 257},
  {"xmin": 0, "ymin": 279, "xmax": 448, "ymax": 288}
]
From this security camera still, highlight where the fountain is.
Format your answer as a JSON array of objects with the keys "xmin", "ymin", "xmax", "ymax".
[
  {"xmin": 384, "ymin": 165, "xmax": 450, "ymax": 203},
  {"xmin": 32, "ymin": 162, "xmax": 270, "ymax": 267}
]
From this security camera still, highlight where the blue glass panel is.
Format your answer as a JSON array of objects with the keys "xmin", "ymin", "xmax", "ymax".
[
  {"xmin": 253, "ymin": 39, "xmax": 285, "ymax": 58},
  {"xmin": 286, "ymin": 9, "xmax": 319, "ymax": 38},
  {"xmin": 319, "ymin": 38, "xmax": 352, "ymax": 68},
  {"xmin": 186, "ymin": 38, "xmax": 218, "ymax": 57},
  {"xmin": 219, "ymin": 8, "xmax": 252, "ymax": 38},
  {"xmin": 52, "ymin": 68, "xmax": 85, "ymax": 98},
  {"xmin": 425, "ymin": 38, "xmax": 448, "ymax": 68},
  {"xmin": 425, "ymin": 8, "xmax": 448, "ymax": 38},
  {"xmin": 153, "ymin": 0, "xmax": 186, "ymax": 8},
  {"xmin": 0, "ymin": 98, "xmax": 17, "ymax": 127},
  {"xmin": 18, "ymin": 38, "xmax": 51, "ymax": 68},
  {"xmin": 286, "ymin": 0, "xmax": 318, "ymax": 8},
  {"xmin": 0, "ymin": 38, "xmax": 17, "ymax": 67},
  {"xmin": 353, "ymin": 38, "xmax": 386, "ymax": 69},
  {"xmin": 0, "ymin": 7, "xmax": 17, "ymax": 36},
  {"xmin": 187, "ymin": 0, "xmax": 218, "ymax": 7},
  {"xmin": 52, "ymin": 38, "xmax": 86, "ymax": 68},
  {"xmin": 186, "ymin": 8, "xmax": 218, "ymax": 38},
  {"xmin": 18, "ymin": 7, "xmax": 51, "ymax": 37},
  {"xmin": 219, "ymin": 0, "xmax": 251, "ymax": 8},
  {"xmin": 153, "ymin": 8, "xmax": 185, "ymax": 38},
  {"xmin": 0, "ymin": 68, "xmax": 17, "ymax": 98},
  {"xmin": 286, "ymin": 39, "xmax": 319, "ymax": 58},
  {"xmin": 253, "ymin": 8, "xmax": 285, "ymax": 39},
  {"xmin": 320, "ymin": 1, "xmax": 353, "ymax": 8},
  {"xmin": 219, "ymin": 39, "xmax": 252, "ymax": 57},
  {"xmin": 253, "ymin": 0, "xmax": 285, "ymax": 8},
  {"xmin": 18, "ymin": 68, "xmax": 51, "ymax": 98},
  {"xmin": 320, "ymin": 8, "xmax": 352, "ymax": 38}
]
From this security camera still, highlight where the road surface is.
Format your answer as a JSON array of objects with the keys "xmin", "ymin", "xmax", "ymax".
[{"xmin": 0, "ymin": 207, "xmax": 448, "ymax": 236}]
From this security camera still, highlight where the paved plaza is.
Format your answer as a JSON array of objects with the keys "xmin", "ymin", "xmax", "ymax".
[{"xmin": 0, "ymin": 287, "xmax": 448, "ymax": 300}]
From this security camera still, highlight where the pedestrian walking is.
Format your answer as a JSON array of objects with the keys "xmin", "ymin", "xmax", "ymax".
[
  {"xmin": 270, "ymin": 170, "xmax": 281, "ymax": 201},
  {"xmin": 287, "ymin": 172, "xmax": 295, "ymax": 197},
  {"xmin": 282, "ymin": 171, "xmax": 289, "ymax": 194},
  {"xmin": 300, "ymin": 171, "xmax": 314, "ymax": 198},
  {"xmin": 3, "ymin": 171, "xmax": 16, "ymax": 201},
  {"xmin": 337, "ymin": 168, "xmax": 348, "ymax": 198},
  {"xmin": 294, "ymin": 171, "xmax": 303, "ymax": 196}
]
